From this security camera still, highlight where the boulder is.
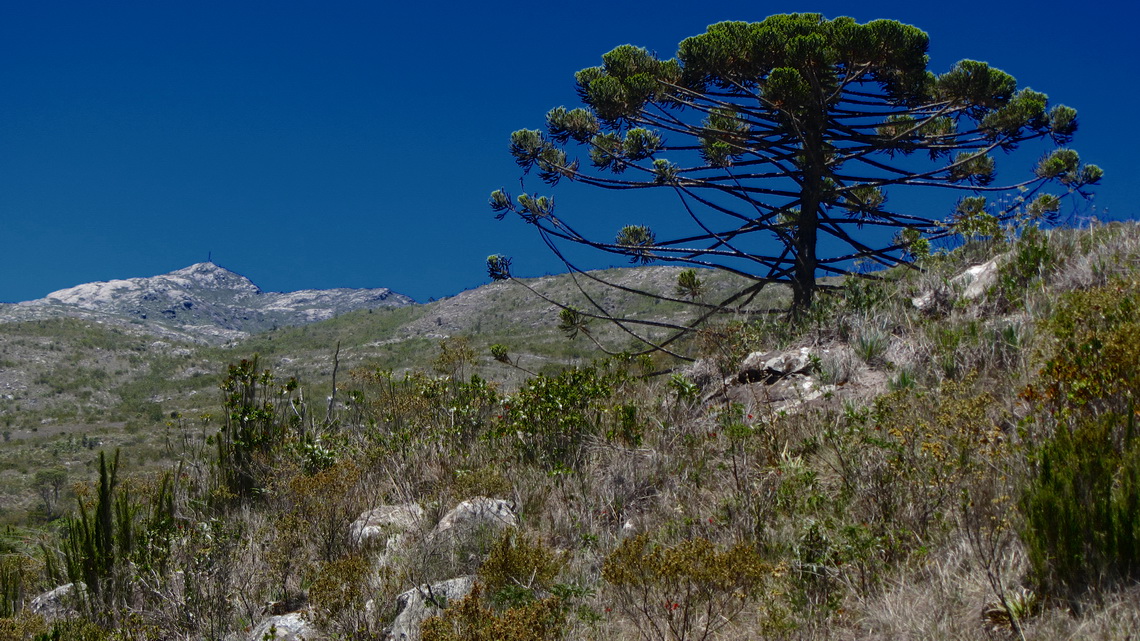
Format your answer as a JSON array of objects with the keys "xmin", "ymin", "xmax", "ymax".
[
  {"xmin": 433, "ymin": 497, "xmax": 517, "ymax": 538},
  {"xmin": 248, "ymin": 612, "xmax": 320, "ymax": 641},
  {"xmin": 737, "ymin": 347, "xmax": 815, "ymax": 384},
  {"xmin": 953, "ymin": 254, "xmax": 1005, "ymax": 300},
  {"xmin": 387, "ymin": 576, "xmax": 475, "ymax": 641},
  {"xmin": 28, "ymin": 583, "xmax": 78, "ymax": 620},
  {"xmin": 911, "ymin": 284, "xmax": 956, "ymax": 315},
  {"xmin": 727, "ymin": 374, "xmax": 830, "ymax": 411},
  {"xmin": 350, "ymin": 503, "xmax": 424, "ymax": 550}
]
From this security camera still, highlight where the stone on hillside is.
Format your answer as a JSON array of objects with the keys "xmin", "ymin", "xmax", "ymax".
[
  {"xmin": 28, "ymin": 583, "xmax": 78, "ymax": 620},
  {"xmin": 248, "ymin": 612, "xmax": 320, "ymax": 640},
  {"xmin": 433, "ymin": 497, "xmax": 517, "ymax": 538},
  {"xmin": 727, "ymin": 374, "xmax": 829, "ymax": 409},
  {"xmin": 737, "ymin": 347, "xmax": 815, "ymax": 384},
  {"xmin": 387, "ymin": 576, "xmax": 475, "ymax": 641},
  {"xmin": 350, "ymin": 504, "xmax": 424, "ymax": 550},
  {"xmin": 953, "ymin": 254, "xmax": 1005, "ymax": 300},
  {"xmin": 911, "ymin": 286, "xmax": 952, "ymax": 314}
]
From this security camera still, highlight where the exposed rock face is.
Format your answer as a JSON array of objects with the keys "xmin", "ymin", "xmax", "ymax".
[
  {"xmin": 28, "ymin": 583, "xmax": 78, "ymax": 620},
  {"xmin": 954, "ymin": 254, "xmax": 1006, "ymax": 300},
  {"xmin": 6, "ymin": 262, "xmax": 414, "ymax": 342},
  {"xmin": 350, "ymin": 503, "xmax": 424, "ymax": 552},
  {"xmin": 248, "ymin": 612, "xmax": 321, "ymax": 641},
  {"xmin": 346, "ymin": 499, "xmax": 516, "ymax": 639},
  {"xmin": 913, "ymin": 253, "xmax": 1008, "ymax": 311},
  {"xmin": 386, "ymin": 576, "xmax": 475, "ymax": 641},
  {"xmin": 737, "ymin": 347, "xmax": 816, "ymax": 384},
  {"xmin": 433, "ymin": 497, "xmax": 517, "ymax": 538},
  {"xmin": 715, "ymin": 345, "xmax": 889, "ymax": 414}
]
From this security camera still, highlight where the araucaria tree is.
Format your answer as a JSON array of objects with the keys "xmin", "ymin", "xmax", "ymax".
[{"xmin": 490, "ymin": 14, "xmax": 1100, "ymax": 329}]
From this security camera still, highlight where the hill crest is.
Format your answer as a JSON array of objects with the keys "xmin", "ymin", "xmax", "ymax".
[{"xmin": 2, "ymin": 262, "xmax": 414, "ymax": 342}]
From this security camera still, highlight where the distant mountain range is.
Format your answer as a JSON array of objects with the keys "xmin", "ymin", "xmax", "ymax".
[{"xmin": 0, "ymin": 262, "xmax": 414, "ymax": 342}]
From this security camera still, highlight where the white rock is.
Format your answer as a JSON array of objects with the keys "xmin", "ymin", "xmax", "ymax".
[
  {"xmin": 953, "ymin": 254, "xmax": 1005, "ymax": 300},
  {"xmin": 737, "ymin": 347, "xmax": 815, "ymax": 384},
  {"xmin": 350, "ymin": 504, "xmax": 424, "ymax": 550},
  {"xmin": 387, "ymin": 576, "xmax": 475, "ymax": 641},
  {"xmin": 248, "ymin": 612, "xmax": 320, "ymax": 641},
  {"xmin": 911, "ymin": 291, "xmax": 935, "ymax": 310},
  {"xmin": 434, "ymin": 497, "xmax": 517, "ymax": 537},
  {"xmin": 28, "ymin": 583, "xmax": 78, "ymax": 620}
]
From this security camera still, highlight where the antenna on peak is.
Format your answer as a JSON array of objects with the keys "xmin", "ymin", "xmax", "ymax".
[{"xmin": 208, "ymin": 251, "xmax": 212, "ymax": 264}]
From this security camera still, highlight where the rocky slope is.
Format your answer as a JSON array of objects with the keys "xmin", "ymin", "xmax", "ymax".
[{"xmin": 0, "ymin": 262, "xmax": 414, "ymax": 342}]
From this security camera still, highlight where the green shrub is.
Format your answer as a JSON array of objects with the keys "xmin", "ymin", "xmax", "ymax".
[
  {"xmin": 60, "ymin": 451, "xmax": 176, "ymax": 626},
  {"xmin": 215, "ymin": 357, "xmax": 304, "ymax": 500},
  {"xmin": 493, "ymin": 363, "xmax": 626, "ymax": 472},
  {"xmin": 0, "ymin": 611, "xmax": 48, "ymax": 640},
  {"xmin": 993, "ymin": 224, "xmax": 1055, "ymax": 309},
  {"xmin": 1019, "ymin": 278, "xmax": 1140, "ymax": 600},
  {"xmin": 1020, "ymin": 411, "xmax": 1140, "ymax": 599},
  {"xmin": 308, "ymin": 555, "xmax": 373, "ymax": 638},
  {"xmin": 433, "ymin": 336, "xmax": 476, "ymax": 379},
  {"xmin": 1025, "ymin": 279, "xmax": 1140, "ymax": 419},
  {"xmin": 348, "ymin": 369, "xmax": 500, "ymax": 454},
  {"xmin": 0, "ymin": 556, "xmax": 36, "ymax": 618},
  {"xmin": 856, "ymin": 382, "xmax": 1006, "ymax": 548}
]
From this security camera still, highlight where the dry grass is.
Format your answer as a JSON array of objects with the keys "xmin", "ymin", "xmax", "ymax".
[{"xmin": 4, "ymin": 221, "xmax": 1140, "ymax": 640}]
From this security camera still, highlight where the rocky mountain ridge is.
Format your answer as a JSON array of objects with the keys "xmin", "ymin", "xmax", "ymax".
[{"xmin": 0, "ymin": 262, "xmax": 414, "ymax": 342}]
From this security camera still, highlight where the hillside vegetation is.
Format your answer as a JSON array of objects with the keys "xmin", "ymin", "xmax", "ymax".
[{"xmin": 2, "ymin": 221, "xmax": 1139, "ymax": 640}]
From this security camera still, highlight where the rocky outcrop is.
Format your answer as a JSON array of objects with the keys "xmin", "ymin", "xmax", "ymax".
[
  {"xmin": 386, "ymin": 576, "xmax": 476, "ymax": 641},
  {"xmin": 736, "ymin": 346, "xmax": 816, "ymax": 384},
  {"xmin": 248, "ymin": 612, "xmax": 321, "ymax": 641},
  {"xmin": 913, "ymin": 253, "xmax": 1008, "ymax": 311},
  {"xmin": 346, "ymin": 498, "xmax": 516, "ymax": 640},
  {"xmin": 955, "ymin": 254, "xmax": 1005, "ymax": 300},
  {"xmin": 433, "ymin": 497, "xmax": 517, "ymax": 538},
  {"xmin": 28, "ymin": 583, "xmax": 78, "ymax": 620},
  {"xmin": 350, "ymin": 504, "xmax": 424, "ymax": 552},
  {"xmin": 710, "ymin": 345, "xmax": 889, "ymax": 414},
  {"xmin": 7, "ymin": 262, "xmax": 414, "ymax": 342}
]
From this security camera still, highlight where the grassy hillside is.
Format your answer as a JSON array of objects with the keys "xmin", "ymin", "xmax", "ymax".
[
  {"xmin": 0, "ymin": 266, "xmax": 775, "ymax": 524},
  {"xmin": 2, "ymin": 221, "xmax": 1139, "ymax": 640}
]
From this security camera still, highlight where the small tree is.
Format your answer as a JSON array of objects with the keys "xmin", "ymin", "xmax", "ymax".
[
  {"xmin": 33, "ymin": 467, "xmax": 68, "ymax": 518},
  {"xmin": 491, "ymin": 13, "xmax": 1100, "ymax": 341},
  {"xmin": 216, "ymin": 356, "xmax": 305, "ymax": 500}
]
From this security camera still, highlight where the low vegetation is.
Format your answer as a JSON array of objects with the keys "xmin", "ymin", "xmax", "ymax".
[{"xmin": 0, "ymin": 220, "xmax": 1139, "ymax": 639}]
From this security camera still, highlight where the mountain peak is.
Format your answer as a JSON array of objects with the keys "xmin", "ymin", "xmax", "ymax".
[
  {"xmin": 163, "ymin": 262, "xmax": 262, "ymax": 295},
  {"xmin": 8, "ymin": 263, "xmax": 414, "ymax": 342}
]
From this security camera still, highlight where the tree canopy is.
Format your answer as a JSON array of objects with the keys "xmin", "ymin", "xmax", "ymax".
[{"xmin": 490, "ymin": 14, "xmax": 1100, "ymax": 351}]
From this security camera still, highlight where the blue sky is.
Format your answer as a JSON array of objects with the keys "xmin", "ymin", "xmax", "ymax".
[{"xmin": 1, "ymin": 1, "xmax": 1135, "ymax": 303}]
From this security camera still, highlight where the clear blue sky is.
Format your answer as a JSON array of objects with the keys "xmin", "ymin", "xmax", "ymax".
[{"xmin": 1, "ymin": 0, "xmax": 1135, "ymax": 303}]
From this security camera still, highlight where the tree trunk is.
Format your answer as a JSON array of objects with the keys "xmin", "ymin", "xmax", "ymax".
[{"xmin": 792, "ymin": 146, "xmax": 824, "ymax": 314}]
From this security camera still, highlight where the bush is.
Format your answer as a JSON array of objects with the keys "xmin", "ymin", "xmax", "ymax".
[
  {"xmin": 1020, "ymin": 278, "xmax": 1140, "ymax": 601},
  {"xmin": 493, "ymin": 363, "xmax": 628, "ymax": 472},
  {"xmin": 602, "ymin": 534, "xmax": 768, "ymax": 641},
  {"xmin": 308, "ymin": 555, "xmax": 374, "ymax": 639},
  {"xmin": 1021, "ymin": 411, "xmax": 1140, "ymax": 600},
  {"xmin": 215, "ymin": 357, "xmax": 305, "ymax": 500},
  {"xmin": 0, "ymin": 555, "xmax": 36, "ymax": 618},
  {"xmin": 479, "ymin": 532, "xmax": 564, "ymax": 607},
  {"xmin": 993, "ymin": 224, "xmax": 1056, "ymax": 309},
  {"xmin": 421, "ymin": 582, "xmax": 565, "ymax": 641},
  {"xmin": 1025, "ymin": 279, "xmax": 1140, "ymax": 419},
  {"xmin": 59, "ymin": 451, "xmax": 176, "ymax": 627}
]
